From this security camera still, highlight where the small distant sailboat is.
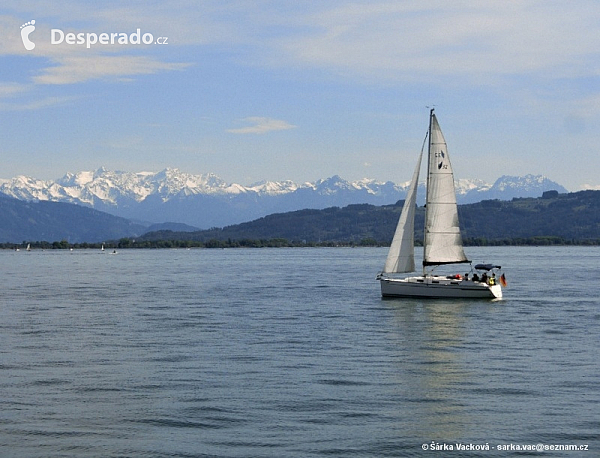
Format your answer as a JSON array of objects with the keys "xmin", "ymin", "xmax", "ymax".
[
  {"xmin": 101, "ymin": 244, "xmax": 105, "ymax": 252},
  {"xmin": 26, "ymin": 243, "xmax": 31, "ymax": 252},
  {"xmin": 377, "ymin": 109, "xmax": 505, "ymax": 299}
]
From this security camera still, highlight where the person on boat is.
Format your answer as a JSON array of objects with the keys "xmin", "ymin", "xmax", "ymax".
[
  {"xmin": 464, "ymin": 273, "xmax": 469, "ymax": 281},
  {"xmin": 481, "ymin": 272, "xmax": 488, "ymax": 284},
  {"xmin": 489, "ymin": 273, "xmax": 496, "ymax": 285},
  {"xmin": 472, "ymin": 273, "xmax": 479, "ymax": 282}
]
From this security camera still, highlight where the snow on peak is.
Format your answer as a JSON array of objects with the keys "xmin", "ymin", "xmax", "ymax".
[
  {"xmin": 492, "ymin": 174, "xmax": 565, "ymax": 192},
  {"xmin": 0, "ymin": 169, "xmax": 567, "ymax": 210},
  {"xmin": 455, "ymin": 178, "xmax": 491, "ymax": 195},
  {"xmin": 0, "ymin": 168, "xmax": 254, "ymax": 206},
  {"xmin": 247, "ymin": 180, "xmax": 299, "ymax": 195}
]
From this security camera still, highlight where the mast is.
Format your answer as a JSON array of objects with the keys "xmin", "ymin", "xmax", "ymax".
[{"xmin": 423, "ymin": 109, "xmax": 434, "ymax": 275}]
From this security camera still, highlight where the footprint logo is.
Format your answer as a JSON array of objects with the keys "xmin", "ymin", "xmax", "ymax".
[{"xmin": 20, "ymin": 20, "xmax": 36, "ymax": 51}]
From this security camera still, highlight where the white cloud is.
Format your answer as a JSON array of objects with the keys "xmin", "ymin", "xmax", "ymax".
[
  {"xmin": 227, "ymin": 117, "xmax": 297, "ymax": 134},
  {"xmin": 261, "ymin": 1, "xmax": 600, "ymax": 84},
  {"xmin": 32, "ymin": 55, "xmax": 190, "ymax": 85},
  {"xmin": 6, "ymin": 1, "xmax": 600, "ymax": 86},
  {"xmin": 0, "ymin": 82, "xmax": 29, "ymax": 98}
]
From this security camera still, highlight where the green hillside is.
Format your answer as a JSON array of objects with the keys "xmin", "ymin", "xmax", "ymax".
[
  {"xmin": 0, "ymin": 193, "xmax": 146, "ymax": 243},
  {"xmin": 139, "ymin": 190, "xmax": 600, "ymax": 246},
  {"xmin": 459, "ymin": 190, "xmax": 600, "ymax": 243}
]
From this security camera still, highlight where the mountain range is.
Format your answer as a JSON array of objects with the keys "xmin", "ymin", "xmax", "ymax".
[{"xmin": 0, "ymin": 168, "xmax": 568, "ymax": 229}]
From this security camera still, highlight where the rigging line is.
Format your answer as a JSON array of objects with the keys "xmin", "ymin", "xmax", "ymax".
[{"xmin": 420, "ymin": 130, "xmax": 429, "ymax": 155}]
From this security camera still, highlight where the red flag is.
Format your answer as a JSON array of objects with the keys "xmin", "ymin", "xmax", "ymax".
[{"xmin": 499, "ymin": 274, "xmax": 507, "ymax": 287}]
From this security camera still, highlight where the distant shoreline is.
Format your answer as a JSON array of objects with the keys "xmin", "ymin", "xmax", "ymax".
[{"xmin": 3, "ymin": 236, "xmax": 599, "ymax": 250}]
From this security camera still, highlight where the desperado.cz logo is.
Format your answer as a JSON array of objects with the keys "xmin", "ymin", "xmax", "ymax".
[
  {"xmin": 19, "ymin": 19, "xmax": 168, "ymax": 50},
  {"xmin": 51, "ymin": 28, "xmax": 168, "ymax": 48}
]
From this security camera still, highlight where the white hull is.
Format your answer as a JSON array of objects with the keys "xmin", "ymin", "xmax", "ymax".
[{"xmin": 379, "ymin": 275, "xmax": 502, "ymax": 299}]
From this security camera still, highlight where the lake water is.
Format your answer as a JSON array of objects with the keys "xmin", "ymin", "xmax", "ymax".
[{"xmin": 1, "ymin": 247, "xmax": 598, "ymax": 457}]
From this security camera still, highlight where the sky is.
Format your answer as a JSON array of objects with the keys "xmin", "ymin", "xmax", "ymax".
[{"xmin": 1, "ymin": 1, "xmax": 599, "ymax": 191}]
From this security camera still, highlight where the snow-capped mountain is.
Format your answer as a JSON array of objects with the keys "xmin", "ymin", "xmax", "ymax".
[
  {"xmin": 457, "ymin": 174, "xmax": 568, "ymax": 203},
  {"xmin": 0, "ymin": 168, "xmax": 567, "ymax": 229},
  {"xmin": 4, "ymin": 167, "xmax": 246, "ymax": 204}
]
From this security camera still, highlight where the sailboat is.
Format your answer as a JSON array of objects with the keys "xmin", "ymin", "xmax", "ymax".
[{"xmin": 377, "ymin": 109, "xmax": 504, "ymax": 299}]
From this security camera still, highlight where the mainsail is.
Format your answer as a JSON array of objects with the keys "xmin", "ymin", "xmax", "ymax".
[
  {"xmin": 383, "ymin": 149, "xmax": 423, "ymax": 273},
  {"xmin": 423, "ymin": 111, "xmax": 469, "ymax": 266}
]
